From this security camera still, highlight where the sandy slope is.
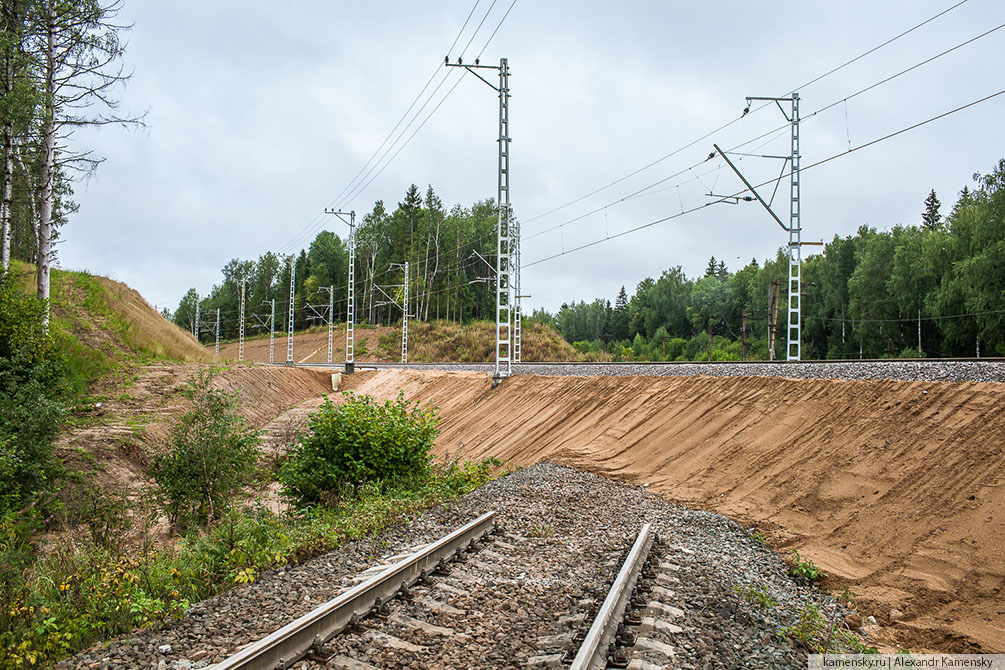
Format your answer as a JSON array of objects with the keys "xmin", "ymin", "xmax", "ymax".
[{"xmin": 342, "ymin": 369, "xmax": 1005, "ymax": 652}]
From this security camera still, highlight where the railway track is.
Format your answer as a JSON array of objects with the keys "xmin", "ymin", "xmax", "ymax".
[
  {"xmin": 207, "ymin": 515, "xmax": 692, "ymax": 670},
  {"xmin": 63, "ymin": 465, "xmax": 845, "ymax": 669},
  {"xmin": 283, "ymin": 358, "xmax": 1005, "ymax": 383}
]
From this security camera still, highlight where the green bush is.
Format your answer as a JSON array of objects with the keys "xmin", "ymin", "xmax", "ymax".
[
  {"xmin": 150, "ymin": 369, "xmax": 260, "ymax": 528},
  {"xmin": 0, "ymin": 456, "xmax": 499, "ymax": 669},
  {"xmin": 279, "ymin": 392, "xmax": 439, "ymax": 506},
  {"xmin": 0, "ymin": 272, "xmax": 67, "ymax": 514}
]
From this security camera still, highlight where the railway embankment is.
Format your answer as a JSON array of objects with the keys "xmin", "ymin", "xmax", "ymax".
[{"xmin": 342, "ymin": 367, "xmax": 1005, "ymax": 652}]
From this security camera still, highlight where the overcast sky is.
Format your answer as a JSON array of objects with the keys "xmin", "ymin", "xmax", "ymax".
[{"xmin": 59, "ymin": 0, "xmax": 1005, "ymax": 315}]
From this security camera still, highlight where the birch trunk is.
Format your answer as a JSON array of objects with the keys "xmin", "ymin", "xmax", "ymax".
[
  {"xmin": 36, "ymin": 4, "xmax": 55, "ymax": 324},
  {"xmin": 1, "ymin": 12, "xmax": 13, "ymax": 274},
  {"xmin": 425, "ymin": 216, "xmax": 441, "ymax": 321}
]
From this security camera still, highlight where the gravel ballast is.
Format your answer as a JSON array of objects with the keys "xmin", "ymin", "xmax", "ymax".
[
  {"xmin": 59, "ymin": 464, "xmax": 856, "ymax": 669},
  {"xmin": 356, "ymin": 359, "xmax": 1005, "ymax": 383}
]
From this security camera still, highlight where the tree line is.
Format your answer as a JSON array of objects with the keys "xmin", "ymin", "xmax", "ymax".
[
  {"xmin": 0, "ymin": 0, "xmax": 136, "ymax": 322},
  {"xmin": 552, "ymin": 159, "xmax": 1005, "ymax": 360},
  {"xmin": 171, "ymin": 184, "xmax": 507, "ymax": 340}
]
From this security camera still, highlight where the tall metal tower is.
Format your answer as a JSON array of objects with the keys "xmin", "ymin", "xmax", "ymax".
[
  {"xmin": 311, "ymin": 285, "xmax": 335, "ymax": 364},
  {"xmin": 389, "ymin": 261, "xmax": 410, "ymax": 365},
  {"xmin": 446, "ymin": 56, "xmax": 513, "ymax": 386},
  {"xmin": 714, "ymin": 92, "xmax": 802, "ymax": 360},
  {"xmin": 326, "ymin": 209, "xmax": 356, "ymax": 373},
  {"xmin": 268, "ymin": 299, "xmax": 275, "ymax": 364},
  {"xmin": 194, "ymin": 298, "xmax": 200, "ymax": 341},
  {"xmin": 286, "ymin": 257, "xmax": 295, "ymax": 365},
  {"xmin": 375, "ymin": 263, "xmax": 410, "ymax": 365},
  {"xmin": 215, "ymin": 307, "xmax": 221, "ymax": 357},
  {"xmin": 513, "ymin": 218, "xmax": 521, "ymax": 363},
  {"xmin": 239, "ymin": 279, "xmax": 246, "ymax": 361}
]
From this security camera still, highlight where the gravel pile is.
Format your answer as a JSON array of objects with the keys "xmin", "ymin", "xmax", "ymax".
[
  {"xmin": 361, "ymin": 359, "xmax": 1005, "ymax": 383},
  {"xmin": 59, "ymin": 464, "xmax": 855, "ymax": 670}
]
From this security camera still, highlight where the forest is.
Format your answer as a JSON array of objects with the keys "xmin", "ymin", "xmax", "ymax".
[
  {"xmin": 170, "ymin": 184, "xmax": 509, "ymax": 340},
  {"xmin": 177, "ymin": 158, "xmax": 1004, "ymax": 361},
  {"xmin": 557, "ymin": 160, "xmax": 1005, "ymax": 360}
]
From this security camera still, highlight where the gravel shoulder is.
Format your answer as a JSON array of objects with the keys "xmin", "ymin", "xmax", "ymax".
[{"xmin": 357, "ymin": 359, "xmax": 1005, "ymax": 383}]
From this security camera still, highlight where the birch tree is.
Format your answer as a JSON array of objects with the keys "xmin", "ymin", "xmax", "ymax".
[
  {"xmin": 28, "ymin": 0, "xmax": 139, "ymax": 322},
  {"xmin": 1, "ymin": 0, "xmax": 35, "ymax": 273}
]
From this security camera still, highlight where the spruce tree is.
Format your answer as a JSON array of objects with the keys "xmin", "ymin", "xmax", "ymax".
[{"xmin": 922, "ymin": 189, "xmax": 941, "ymax": 231}]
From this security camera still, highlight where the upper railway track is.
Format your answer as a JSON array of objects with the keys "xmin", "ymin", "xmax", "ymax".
[{"xmin": 292, "ymin": 358, "xmax": 1005, "ymax": 384}]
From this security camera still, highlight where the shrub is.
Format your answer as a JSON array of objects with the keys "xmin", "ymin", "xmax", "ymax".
[
  {"xmin": 150, "ymin": 369, "xmax": 260, "ymax": 528},
  {"xmin": 788, "ymin": 549, "xmax": 827, "ymax": 583},
  {"xmin": 279, "ymin": 392, "xmax": 439, "ymax": 507},
  {"xmin": 0, "ymin": 271, "xmax": 67, "ymax": 514}
]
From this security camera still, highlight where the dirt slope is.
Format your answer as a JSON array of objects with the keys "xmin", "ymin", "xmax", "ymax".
[
  {"xmin": 58, "ymin": 365, "xmax": 334, "ymax": 496},
  {"xmin": 343, "ymin": 369, "xmax": 1005, "ymax": 652},
  {"xmin": 214, "ymin": 320, "xmax": 589, "ymax": 364}
]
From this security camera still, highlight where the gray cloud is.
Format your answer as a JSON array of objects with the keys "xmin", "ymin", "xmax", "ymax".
[{"xmin": 59, "ymin": 0, "xmax": 1005, "ymax": 314}]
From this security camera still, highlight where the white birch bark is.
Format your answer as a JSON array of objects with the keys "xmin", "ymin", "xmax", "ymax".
[{"xmin": 36, "ymin": 3, "xmax": 55, "ymax": 324}]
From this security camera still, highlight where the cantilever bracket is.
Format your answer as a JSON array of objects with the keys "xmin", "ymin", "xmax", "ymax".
[
  {"xmin": 713, "ymin": 143, "xmax": 788, "ymax": 232},
  {"xmin": 445, "ymin": 62, "xmax": 499, "ymax": 91}
]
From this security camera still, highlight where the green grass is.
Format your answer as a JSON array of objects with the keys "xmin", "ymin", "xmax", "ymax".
[{"xmin": 0, "ymin": 458, "xmax": 500, "ymax": 669}]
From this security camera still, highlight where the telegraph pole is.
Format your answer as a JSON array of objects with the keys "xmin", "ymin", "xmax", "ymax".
[
  {"xmin": 714, "ymin": 92, "xmax": 802, "ymax": 360},
  {"xmin": 446, "ymin": 56, "xmax": 513, "ymax": 385},
  {"xmin": 326, "ymin": 209, "xmax": 356, "ymax": 373},
  {"xmin": 239, "ymin": 279, "xmax": 246, "ymax": 361},
  {"xmin": 286, "ymin": 257, "xmax": 295, "ymax": 365}
]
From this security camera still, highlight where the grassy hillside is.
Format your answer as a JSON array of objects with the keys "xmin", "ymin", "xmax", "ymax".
[{"xmin": 8, "ymin": 261, "xmax": 209, "ymax": 395}]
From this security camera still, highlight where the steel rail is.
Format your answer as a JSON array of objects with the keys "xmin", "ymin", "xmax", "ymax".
[
  {"xmin": 569, "ymin": 522, "xmax": 654, "ymax": 670},
  {"xmin": 208, "ymin": 511, "xmax": 496, "ymax": 670},
  {"xmin": 269, "ymin": 357, "xmax": 1004, "ymax": 369}
]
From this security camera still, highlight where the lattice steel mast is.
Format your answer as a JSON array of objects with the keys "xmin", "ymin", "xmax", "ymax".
[
  {"xmin": 326, "ymin": 209, "xmax": 356, "ymax": 373},
  {"xmin": 286, "ymin": 257, "xmax": 295, "ymax": 365},
  {"xmin": 446, "ymin": 56, "xmax": 513, "ymax": 385},
  {"xmin": 714, "ymin": 92, "xmax": 802, "ymax": 360},
  {"xmin": 239, "ymin": 279, "xmax": 246, "ymax": 361}
]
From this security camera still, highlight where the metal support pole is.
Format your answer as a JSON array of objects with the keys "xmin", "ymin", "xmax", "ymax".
[
  {"xmin": 239, "ymin": 279, "xmax": 246, "ymax": 361},
  {"xmin": 267, "ymin": 299, "xmax": 275, "ymax": 364},
  {"xmin": 326, "ymin": 209, "xmax": 357, "ymax": 373},
  {"xmin": 786, "ymin": 93, "xmax": 801, "ymax": 361},
  {"xmin": 286, "ymin": 257, "xmax": 295, "ymax": 365},
  {"xmin": 714, "ymin": 92, "xmax": 802, "ymax": 361},
  {"xmin": 445, "ymin": 56, "xmax": 513, "ymax": 385},
  {"xmin": 402, "ymin": 261, "xmax": 409, "ymax": 365},
  {"xmin": 327, "ymin": 285, "xmax": 334, "ymax": 364},
  {"xmin": 513, "ymin": 218, "xmax": 521, "ymax": 364},
  {"xmin": 215, "ymin": 308, "xmax": 220, "ymax": 357},
  {"xmin": 495, "ymin": 58, "xmax": 512, "ymax": 383},
  {"xmin": 194, "ymin": 299, "xmax": 200, "ymax": 341}
]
